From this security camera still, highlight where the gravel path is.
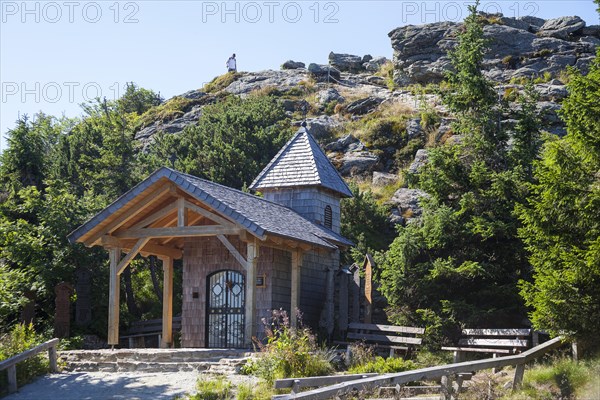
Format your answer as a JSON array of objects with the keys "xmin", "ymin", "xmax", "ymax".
[{"xmin": 5, "ymin": 371, "xmax": 202, "ymax": 400}]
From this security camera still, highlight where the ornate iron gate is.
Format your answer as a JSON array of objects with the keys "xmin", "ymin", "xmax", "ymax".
[{"xmin": 206, "ymin": 270, "xmax": 245, "ymax": 348}]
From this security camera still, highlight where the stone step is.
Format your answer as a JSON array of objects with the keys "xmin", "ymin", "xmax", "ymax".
[
  {"xmin": 60, "ymin": 349, "xmax": 250, "ymax": 363},
  {"xmin": 63, "ymin": 358, "xmax": 248, "ymax": 373}
]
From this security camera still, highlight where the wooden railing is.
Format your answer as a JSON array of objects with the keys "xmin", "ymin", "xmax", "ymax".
[
  {"xmin": 272, "ymin": 336, "xmax": 564, "ymax": 399},
  {"xmin": 0, "ymin": 338, "xmax": 60, "ymax": 394}
]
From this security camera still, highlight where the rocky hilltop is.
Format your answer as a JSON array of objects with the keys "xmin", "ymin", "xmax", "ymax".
[
  {"xmin": 134, "ymin": 13, "xmax": 597, "ymax": 224},
  {"xmin": 389, "ymin": 14, "xmax": 599, "ymax": 85}
]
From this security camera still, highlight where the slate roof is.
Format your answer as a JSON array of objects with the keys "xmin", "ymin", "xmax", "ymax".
[
  {"xmin": 68, "ymin": 167, "xmax": 352, "ymax": 250},
  {"xmin": 249, "ymin": 127, "xmax": 353, "ymax": 198}
]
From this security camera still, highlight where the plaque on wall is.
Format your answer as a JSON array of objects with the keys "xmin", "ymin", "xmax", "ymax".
[{"xmin": 256, "ymin": 275, "xmax": 266, "ymax": 288}]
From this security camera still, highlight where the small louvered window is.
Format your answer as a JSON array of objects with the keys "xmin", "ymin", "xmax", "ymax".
[{"xmin": 324, "ymin": 205, "xmax": 333, "ymax": 229}]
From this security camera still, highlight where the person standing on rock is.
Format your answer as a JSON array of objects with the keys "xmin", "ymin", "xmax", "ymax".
[{"xmin": 226, "ymin": 53, "xmax": 237, "ymax": 72}]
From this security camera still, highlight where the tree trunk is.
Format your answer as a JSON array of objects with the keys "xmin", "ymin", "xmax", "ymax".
[
  {"xmin": 122, "ymin": 266, "xmax": 140, "ymax": 318},
  {"xmin": 149, "ymin": 256, "xmax": 163, "ymax": 302}
]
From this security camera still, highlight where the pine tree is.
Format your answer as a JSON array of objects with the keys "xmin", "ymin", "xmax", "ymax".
[
  {"xmin": 378, "ymin": 2, "xmax": 541, "ymax": 342},
  {"xmin": 517, "ymin": 50, "xmax": 600, "ymax": 348}
]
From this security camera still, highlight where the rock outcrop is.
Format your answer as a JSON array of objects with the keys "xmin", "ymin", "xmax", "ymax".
[{"xmin": 388, "ymin": 13, "xmax": 598, "ymax": 85}]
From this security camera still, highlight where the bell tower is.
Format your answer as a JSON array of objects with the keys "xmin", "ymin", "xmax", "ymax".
[{"xmin": 250, "ymin": 125, "xmax": 352, "ymax": 233}]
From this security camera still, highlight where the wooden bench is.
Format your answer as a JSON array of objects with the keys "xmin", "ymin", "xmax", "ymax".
[
  {"xmin": 442, "ymin": 328, "xmax": 531, "ymax": 363},
  {"xmin": 338, "ymin": 322, "xmax": 424, "ymax": 360},
  {"xmin": 121, "ymin": 316, "xmax": 182, "ymax": 348}
]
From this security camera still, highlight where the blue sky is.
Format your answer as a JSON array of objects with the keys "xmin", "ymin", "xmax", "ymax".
[{"xmin": 1, "ymin": 0, "xmax": 598, "ymax": 151}]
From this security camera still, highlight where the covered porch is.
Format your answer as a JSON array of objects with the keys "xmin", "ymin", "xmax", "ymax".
[{"xmin": 68, "ymin": 168, "xmax": 350, "ymax": 348}]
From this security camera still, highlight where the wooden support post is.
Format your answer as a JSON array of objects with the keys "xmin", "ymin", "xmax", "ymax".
[
  {"xmin": 107, "ymin": 247, "xmax": 121, "ymax": 346},
  {"xmin": 492, "ymin": 353, "xmax": 499, "ymax": 374},
  {"xmin": 350, "ymin": 266, "xmax": 360, "ymax": 323},
  {"xmin": 454, "ymin": 374, "xmax": 466, "ymax": 395},
  {"xmin": 244, "ymin": 241, "xmax": 258, "ymax": 347},
  {"xmin": 48, "ymin": 345, "xmax": 58, "ymax": 372},
  {"xmin": 177, "ymin": 197, "xmax": 187, "ymax": 227},
  {"xmin": 363, "ymin": 255, "xmax": 373, "ymax": 324},
  {"xmin": 453, "ymin": 350, "xmax": 463, "ymax": 364},
  {"xmin": 7, "ymin": 364, "xmax": 17, "ymax": 393},
  {"xmin": 161, "ymin": 257, "xmax": 174, "ymax": 348},
  {"xmin": 338, "ymin": 270, "xmax": 348, "ymax": 336},
  {"xmin": 325, "ymin": 255, "xmax": 335, "ymax": 341},
  {"xmin": 512, "ymin": 363, "xmax": 525, "ymax": 391},
  {"xmin": 440, "ymin": 375, "xmax": 453, "ymax": 400},
  {"xmin": 290, "ymin": 250, "xmax": 302, "ymax": 329}
]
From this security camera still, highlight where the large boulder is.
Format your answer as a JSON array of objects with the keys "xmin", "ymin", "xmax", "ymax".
[
  {"xmin": 538, "ymin": 16, "xmax": 586, "ymax": 40},
  {"xmin": 224, "ymin": 70, "xmax": 307, "ymax": 94},
  {"xmin": 338, "ymin": 152, "xmax": 379, "ymax": 176},
  {"xmin": 388, "ymin": 188, "xmax": 430, "ymax": 218},
  {"xmin": 388, "ymin": 21, "xmax": 458, "ymax": 85},
  {"xmin": 363, "ymin": 56, "xmax": 389, "ymax": 72},
  {"xmin": 406, "ymin": 118, "xmax": 424, "ymax": 139},
  {"xmin": 300, "ymin": 115, "xmax": 342, "ymax": 139},
  {"xmin": 388, "ymin": 14, "xmax": 597, "ymax": 85},
  {"xmin": 372, "ymin": 172, "xmax": 398, "ymax": 187},
  {"xmin": 518, "ymin": 16, "xmax": 547, "ymax": 32},
  {"xmin": 484, "ymin": 24, "xmax": 536, "ymax": 57},
  {"xmin": 281, "ymin": 60, "xmax": 305, "ymax": 70},
  {"xmin": 345, "ymin": 96, "xmax": 383, "ymax": 115},
  {"xmin": 308, "ymin": 63, "xmax": 341, "ymax": 82},
  {"xmin": 317, "ymin": 88, "xmax": 344, "ymax": 107},
  {"xmin": 324, "ymin": 134, "xmax": 358, "ymax": 152},
  {"xmin": 328, "ymin": 52, "xmax": 365, "ymax": 72},
  {"xmin": 408, "ymin": 149, "xmax": 428, "ymax": 174}
]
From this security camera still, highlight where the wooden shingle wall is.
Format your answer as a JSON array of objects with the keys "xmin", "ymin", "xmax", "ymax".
[
  {"xmin": 299, "ymin": 248, "xmax": 338, "ymax": 329},
  {"xmin": 181, "ymin": 237, "xmax": 287, "ymax": 347},
  {"xmin": 262, "ymin": 188, "xmax": 341, "ymax": 233}
]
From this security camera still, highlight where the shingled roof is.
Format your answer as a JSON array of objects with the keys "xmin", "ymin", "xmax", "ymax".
[
  {"xmin": 249, "ymin": 126, "xmax": 353, "ymax": 198},
  {"xmin": 68, "ymin": 167, "xmax": 352, "ymax": 250}
]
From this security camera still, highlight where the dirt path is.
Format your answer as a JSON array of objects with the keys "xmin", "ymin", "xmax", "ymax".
[{"xmin": 5, "ymin": 371, "xmax": 201, "ymax": 400}]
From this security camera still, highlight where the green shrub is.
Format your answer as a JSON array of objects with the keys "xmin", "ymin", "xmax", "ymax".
[
  {"xmin": 203, "ymin": 72, "xmax": 242, "ymax": 93},
  {"xmin": 235, "ymin": 381, "xmax": 275, "ymax": 400},
  {"xmin": 346, "ymin": 341, "xmax": 376, "ymax": 369},
  {"xmin": 533, "ymin": 71, "xmax": 553, "ymax": 84},
  {"xmin": 323, "ymin": 100, "xmax": 339, "ymax": 115},
  {"xmin": 375, "ymin": 61, "xmax": 396, "ymax": 90},
  {"xmin": 360, "ymin": 117, "xmax": 407, "ymax": 152},
  {"xmin": 419, "ymin": 109, "xmax": 440, "ymax": 130},
  {"xmin": 136, "ymin": 96, "xmax": 197, "ymax": 129},
  {"xmin": 502, "ymin": 55, "xmax": 518, "ymax": 69},
  {"xmin": 348, "ymin": 356, "xmax": 416, "ymax": 374},
  {"xmin": 517, "ymin": 357, "xmax": 594, "ymax": 399},
  {"xmin": 533, "ymin": 48, "xmax": 553, "ymax": 58},
  {"xmin": 188, "ymin": 376, "xmax": 233, "ymax": 400},
  {"xmin": 396, "ymin": 137, "xmax": 425, "ymax": 167},
  {"xmin": 0, "ymin": 323, "xmax": 49, "ymax": 395},
  {"xmin": 242, "ymin": 310, "xmax": 334, "ymax": 384}
]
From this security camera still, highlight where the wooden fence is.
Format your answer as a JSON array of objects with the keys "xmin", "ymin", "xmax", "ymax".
[
  {"xmin": 0, "ymin": 338, "xmax": 60, "ymax": 394},
  {"xmin": 272, "ymin": 336, "xmax": 564, "ymax": 399}
]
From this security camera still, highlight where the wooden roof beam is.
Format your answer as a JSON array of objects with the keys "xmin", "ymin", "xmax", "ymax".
[
  {"xmin": 115, "ymin": 225, "xmax": 242, "ymax": 239},
  {"xmin": 86, "ymin": 183, "xmax": 174, "ymax": 247},
  {"xmin": 129, "ymin": 201, "xmax": 178, "ymax": 230},
  {"xmin": 116, "ymin": 238, "xmax": 150, "ymax": 275},
  {"xmin": 184, "ymin": 200, "xmax": 237, "ymax": 228},
  {"xmin": 217, "ymin": 234, "xmax": 246, "ymax": 269}
]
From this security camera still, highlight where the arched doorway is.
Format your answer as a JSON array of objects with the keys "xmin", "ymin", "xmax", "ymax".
[{"xmin": 206, "ymin": 270, "xmax": 245, "ymax": 348}]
